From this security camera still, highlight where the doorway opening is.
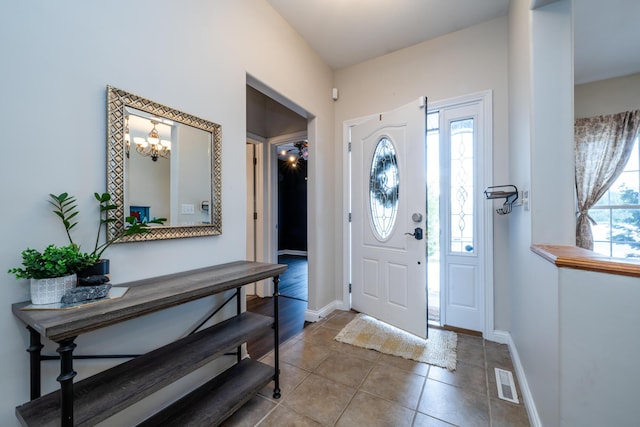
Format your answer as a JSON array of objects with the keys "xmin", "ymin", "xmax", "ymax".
[
  {"xmin": 276, "ymin": 143, "xmax": 308, "ymax": 302},
  {"xmin": 245, "ymin": 82, "xmax": 310, "ymax": 303}
]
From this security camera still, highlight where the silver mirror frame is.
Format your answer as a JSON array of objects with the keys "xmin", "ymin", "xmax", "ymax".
[{"xmin": 106, "ymin": 85, "xmax": 222, "ymax": 242}]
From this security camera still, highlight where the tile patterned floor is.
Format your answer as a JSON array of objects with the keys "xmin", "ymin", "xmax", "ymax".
[{"xmin": 222, "ymin": 310, "xmax": 530, "ymax": 427}]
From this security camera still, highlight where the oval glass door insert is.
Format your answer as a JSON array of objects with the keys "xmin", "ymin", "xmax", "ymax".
[{"xmin": 369, "ymin": 137, "xmax": 399, "ymax": 240}]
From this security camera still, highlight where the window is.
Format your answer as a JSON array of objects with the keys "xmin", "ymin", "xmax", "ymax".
[
  {"xmin": 369, "ymin": 137, "xmax": 399, "ymax": 240},
  {"xmin": 590, "ymin": 136, "xmax": 640, "ymax": 258},
  {"xmin": 449, "ymin": 118, "xmax": 475, "ymax": 253}
]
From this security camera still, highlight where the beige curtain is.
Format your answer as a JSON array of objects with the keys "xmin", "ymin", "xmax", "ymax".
[{"xmin": 574, "ymin": 110, "xmax": 640, "ymax": 250}]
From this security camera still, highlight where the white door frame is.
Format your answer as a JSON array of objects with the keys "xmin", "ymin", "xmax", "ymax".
[
  {"xmin": 268, "ymin": 131, "xmax": 308, "ymax": 260},
  {"xmin": 432, "ymin": 90, "xmax": 494, "ymax": 337},
  {"xmin": 247, "ymin": 134, "xmax": 268, "ymax": 297},
  {"xmin": 342, "ymin": 112, "xmax": 378, "ymax": 309},
  {"xmin": 342, "ymin": 91, "xmax": 495, "ymax": 338}
]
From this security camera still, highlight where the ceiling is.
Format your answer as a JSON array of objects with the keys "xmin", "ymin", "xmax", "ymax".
[
  {"xmin": 266, "ymin": 0, "xmax": 510, "ymax": 70},
  {"xmin": 573, "ymin": 0, "xmax": 640, "ymax": 84},
  {"xmin": 267, "ymin": 0, "xmax": 640, "ymax": 84}
]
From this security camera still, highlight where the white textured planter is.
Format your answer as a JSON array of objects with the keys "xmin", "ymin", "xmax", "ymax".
[{"xmin": 30, "ymin": 274, "xmax": 77, "ymax": 305}]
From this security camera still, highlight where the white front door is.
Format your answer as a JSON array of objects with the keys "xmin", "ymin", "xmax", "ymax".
[{"xmin": 350, "ymin": 99, "xmax": 427, "ymax": 338}]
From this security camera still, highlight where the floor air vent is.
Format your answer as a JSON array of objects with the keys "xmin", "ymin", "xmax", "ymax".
[{"xmin": 494, "ymin": 368, "xmax": 519, "ymax": 404}]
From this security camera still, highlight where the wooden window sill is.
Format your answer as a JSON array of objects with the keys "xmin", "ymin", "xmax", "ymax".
[{"xmin": 531, "ymin": 244, "xmax": 640, "ymax": 278}]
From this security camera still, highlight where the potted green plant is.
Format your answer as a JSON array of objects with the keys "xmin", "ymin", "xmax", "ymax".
[
  {"xmin": 49, "ymin": 192, "xmax": 165, "ymax": 280},
  {"xmin": 8, "ymin": 244, "xmax": 96, "ymax": 304}
]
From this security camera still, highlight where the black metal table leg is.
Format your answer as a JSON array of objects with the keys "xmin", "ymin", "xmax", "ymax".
[
  {"xmin": 272, "ymin": 275, "xmax": 281, "ymax": 399},
  {"xmin": 236, "ymin": 287, "xmax": 242, "ymax": 363},
  {"xmin": 26, "ymin": 326, "xmax": 44, "ymax": 400},
  {"xmin": 56, "ymin": 337, "xmax": 77, "ymax": 427}
]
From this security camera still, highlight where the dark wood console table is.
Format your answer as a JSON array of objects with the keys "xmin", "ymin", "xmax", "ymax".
[{"xmin": 12, "ymin": 260, "xmax": 287, "ymax": 426}]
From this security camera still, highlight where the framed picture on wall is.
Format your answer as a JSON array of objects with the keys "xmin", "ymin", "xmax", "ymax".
[{"xmin": 130, "ymin": 206, "xmax": 150, "ymax": 223}]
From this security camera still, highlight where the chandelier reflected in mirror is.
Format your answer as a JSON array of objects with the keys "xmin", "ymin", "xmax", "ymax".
[{"xmin": 132, "ymin": 120, "xmax": 171, "ymax": 162}]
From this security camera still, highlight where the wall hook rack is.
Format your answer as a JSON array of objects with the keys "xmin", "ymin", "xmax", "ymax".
[{"xmin": 484, "ymin": 185, "xmax": 518, "ymax": 215}]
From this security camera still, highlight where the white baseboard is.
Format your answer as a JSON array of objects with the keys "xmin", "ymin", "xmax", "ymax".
[
  {"xmin": 502, "ymin": 331, "xmax": 542, "ymax": 427},
  {"xmin": 485, "ymin": 329, "xmax": 510, "ymax": 344},
  {"xmin": 304, "ymin": 300, "xmax": 347, "ymax": 322},
  {"xmin": 277, "ymin": 250, "xmax": 308, "ymax": 257}
]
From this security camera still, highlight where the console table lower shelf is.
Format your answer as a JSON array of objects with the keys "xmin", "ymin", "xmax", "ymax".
[
  {"xmin": 16, "ymin": 312, "xmax": 273, "ymax": 426},
  {"xmin": 12, "ymin": 261, "xmax": 287, "ymax": 427}
]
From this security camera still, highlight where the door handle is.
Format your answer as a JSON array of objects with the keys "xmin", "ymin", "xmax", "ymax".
[{"xmin": 405, "ymin": 227, "xmax": 423, "ymax": 240}]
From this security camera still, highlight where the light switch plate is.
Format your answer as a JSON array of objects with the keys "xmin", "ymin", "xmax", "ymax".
[{"xmin": 181, "ymin": 204, "xmax": 195, "ymax": 214}]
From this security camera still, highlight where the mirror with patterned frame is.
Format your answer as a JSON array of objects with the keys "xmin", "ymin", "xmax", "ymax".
[{"xmin": 106, "ymin": 85, "xmax": 222, "ymax": 242}]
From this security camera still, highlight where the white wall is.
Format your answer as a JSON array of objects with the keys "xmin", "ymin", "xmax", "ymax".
[
  {"xmin": 0, "ymin": 0, "xmax": 334, "ymax": 425},
  {"xmin": 574, "ymin": 72, "xmax": 640, "ymax": 118},
  {"xmin": 176, "ymin": 124, "xmax": 211, "ymax": 226},
  {"xmin": 333, "ymin": 16, "xmax": 511, "ymax": 331},
  {"xmin": 559, "ymin": 268, "xmax": 640, "ymax": 426},
  {"xmin": 508, "ymin": 1, "xmax": 574, "ymax": 425}
]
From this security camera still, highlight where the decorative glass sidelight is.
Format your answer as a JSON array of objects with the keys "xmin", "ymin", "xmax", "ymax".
[
  {"xmin": 450, "ymin": 118, "xmax": 475, "ymax": 253},
  {"xmin": 369, "ymin": 137, "xmax": 399, "ymax": 240}
]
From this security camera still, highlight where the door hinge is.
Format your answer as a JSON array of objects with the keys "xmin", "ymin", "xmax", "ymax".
[
  {"xmin": 348, "ymin": 213, "xmax": 352, "ymax": 222},
  {"xmin": 348, "ymin": 142, "xmax": 352, "ymax": 152},
  {"xmin": 253, "ymin": 212, "xmax": 258, "ymax": 220},
  {"xmin": 253, "ymin": 157, "xmax": 257, "ymax": 166},
  {"xmin": 349, "ymin": 283, "xmax": 352, "ymax": 293}
]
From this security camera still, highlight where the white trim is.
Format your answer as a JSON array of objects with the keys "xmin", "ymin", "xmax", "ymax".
[
  {"xmin": 428, "ymin": 90, "xmax": 494, "ymax": 337},
  {"xmin": 485, "ymin": 329, "xmax": 510, "ymax": 344},
  {"xmin": 341, "ymin": 121, "xmax": 351, "ymax": 312},
  {"xmin": 482, "ymin": 92, "xmax": 495, "ymax": 338},
  {"xmin": 304, "ymin": 300, "xmax": 347, "ymax": 322},
  {"xmin": 505, "ymin": 331, "xmax": 542, "ymax": 427},
  {"xmin": 267, "ymin": 130, "xmax": 307, "ymax": 146},
  {"xmin": 247, "ymin": 132, "xmax": 267, "ymax": 144}
]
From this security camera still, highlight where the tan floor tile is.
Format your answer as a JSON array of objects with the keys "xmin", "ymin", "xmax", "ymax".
[
  {"xmin": 258, "ymin": 352, "xmax": 275, "ymax": 367},
  {"xmin": 485, "ymin": 341, "xmax": 514, "ymax": 369},
  {"xmin": 258, "ymin": 405, "xmax": 322, "ymax": 427},
  {"xmin": 314, "ymin": 353, "xmax": 374, "ymax": 388},
  {"xmin": 333, "ymin": 340, "xmax": 382, "ymax": 362},
  {"xmin": 220, "ymin": 395, "xmax": 276, "ymax": 427},
  {"xmin": 376, "ymin": 352, "xmax": 430, "ymax": 377},
  {"xmin": 428, "ymin": 360, "xmax": 487, "ymax": 395},
  {"xmin": 360, "ymin": 363, "xmax": 426, "ymax": 410},
  {"xmin": 456, "ymin": 334, "xmax": 485, "ymax": 368},
  {"xmin": 258, "ymin": 361, "xmax": 310, "ymax": 400},
  {"xmin": 418, "ymin": 379, "xmax": 489, "ymax": 427},
  {"xmin": 412, "ymin": 411, "xmax": 456, "ymax": 426},
  {"xmin": 243, "ymin": 311, "xmax": 528, "ymax": 426},
  {"xmin": 302, "ymin": 325, "xmax": 343, "ymax": 348},
  {"xmin": 292, "ymin": 328, "xmax": 314, "ymax": 341},
  {"xmin": 283, "ymin": 373, "xmax": 356, "ymax": 426},
  {"xmin": 490, "ymin": 398, "xmax": 531, "ymax": 427},
  {"xmin": 280, "ymin": 339, "xmax": 333, "ymax": 371},
  {"xmin": 304, "ymin": 319, "xmax": 324, "ymax": 330},
  {"xmin": 323, "ymin": 310, "xmax": 357, "ymax": 330},
  {"xmin": 258, "ymin": 337, "xmax": 300, "ymax": 367},
  {"xmin": 336, "ymin": 391, "xmax": 415, "ymax": 427}
]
